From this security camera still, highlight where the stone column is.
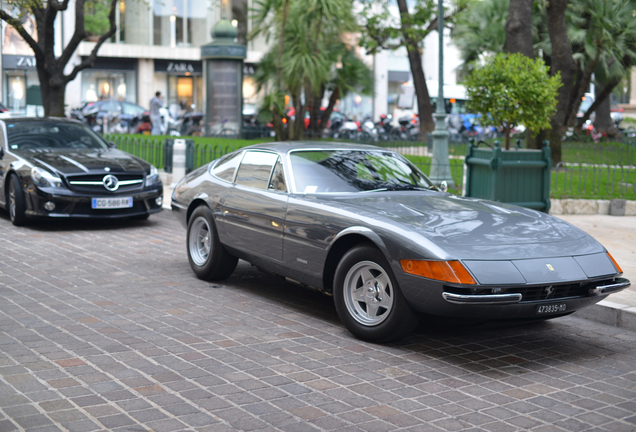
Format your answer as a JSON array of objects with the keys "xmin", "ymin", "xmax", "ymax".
[{"xmin": 200, "ymin": 20, "xmax": 246, "ymax": 136}]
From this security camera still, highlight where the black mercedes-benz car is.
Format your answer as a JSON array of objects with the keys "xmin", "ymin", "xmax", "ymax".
[
  {"xmin": 171, "ymin": 142, "xmax": 629, "ymax": 342},
  {"xmin": 0, "ymin": 118, "xmax": 163, "ymax": 225}
]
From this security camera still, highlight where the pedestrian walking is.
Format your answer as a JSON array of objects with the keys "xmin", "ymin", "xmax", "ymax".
[{"xmin": 149, "ymin": 91, "xmax": 162, "ymax": 135}]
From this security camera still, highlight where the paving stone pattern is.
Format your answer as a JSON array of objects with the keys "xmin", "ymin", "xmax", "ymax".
[{"xmin": 0, "ymin": 212, "xmax": 635, "ymax": 432}]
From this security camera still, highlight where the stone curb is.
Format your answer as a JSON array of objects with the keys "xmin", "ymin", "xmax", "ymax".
[
  {"xmin": 550, "ymin": 199, "xmax": 636, "ymax": 216},
  {"xmin": 573, "ymin": 300, "xmax": 636, "ymax": 331}
]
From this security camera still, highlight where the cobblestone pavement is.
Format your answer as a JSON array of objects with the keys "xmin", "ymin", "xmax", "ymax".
[{"xmin": 1, "ymin": 211, "xmax": 635, "ymax": 432}]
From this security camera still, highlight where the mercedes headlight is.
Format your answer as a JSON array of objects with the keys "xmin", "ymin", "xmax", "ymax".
[
  {"xmin": 145, "ymin": 165, "xmax": 161, "ymax": 187},
  {"xmin": 31, "ymin": 167, "xmax": 64, "ymax": 188}
]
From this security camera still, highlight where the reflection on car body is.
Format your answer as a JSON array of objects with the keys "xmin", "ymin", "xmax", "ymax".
[
  {"xmin": 0, "ymin": 118, "xmax": 163, "ymax": 225},
  {"xmin": 171, "ymin": 142, "xmax": 630, "ymax": 342}
]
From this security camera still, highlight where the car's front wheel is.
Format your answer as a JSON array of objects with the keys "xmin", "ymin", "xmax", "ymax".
[
  {"xmin": 187, "ymin": 205, "xmax": 237, "ymax": 280},
  {"xmin": 333, "ymin": 243, "xmax": 420, "ymax": 342},
  {"xmin": 8, "ymin": 174, "xmax": 27, "ymax": 226}
]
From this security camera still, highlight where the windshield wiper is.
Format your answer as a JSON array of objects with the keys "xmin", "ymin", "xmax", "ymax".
[{"xmin": 365, "ymin": 184, "xmax": 428, "ymax": 192}]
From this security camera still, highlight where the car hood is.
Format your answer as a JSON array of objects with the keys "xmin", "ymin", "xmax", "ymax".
[
  {"xmin": 320, "ymin": 192, "xmax": 601, "ymax": 260},
  {"xmin": 17, "ymin": 148, "xmax": 149, "ymax": 175}
]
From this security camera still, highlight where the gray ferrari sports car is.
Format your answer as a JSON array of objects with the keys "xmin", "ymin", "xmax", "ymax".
[{"xmin": 171, "ymin": 142, "xmax": 630, "ymax": 342}]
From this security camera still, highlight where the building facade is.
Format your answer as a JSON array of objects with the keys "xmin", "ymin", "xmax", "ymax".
[{"xmin": 0, "ymin": 0, "xmax": 267, "ymax": 116}]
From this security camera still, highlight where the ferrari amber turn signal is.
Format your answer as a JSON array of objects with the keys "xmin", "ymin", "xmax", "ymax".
[
  {"xmin": 607, "ymin": 253, "xmax": 623, "ymax": 274},
  {"xmin": 401, "ymin": 260, "xmax": 476, "ymax": 284}
]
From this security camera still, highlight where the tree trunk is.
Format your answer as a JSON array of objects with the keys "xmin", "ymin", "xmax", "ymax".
[
  {"xmin": 309, "ymin": 86, "xmax": 324, "ymax": 135},
  {"xmin": 396, "ymin": 0, "xmax": 435, "ymax": 137},
  {"xmin": 593, "ymin": 84, "xmax": 620, "ymax": 137},
  {"xmin": 545, "ymin": 0, "xmax": 576, "ymax": 166},
  {"xmin": 275, "ymin": 0, "xmax": 290, "ymax": 91},
  {"xmin": 505, "ymin": 0, "xmax": 534, "ymax": 58},
  {"xmin": 321, "ymin": 87, "xmax": 340, "ymax": 130},
  {"xmin": 593, "ymin": 90, "xmax": 612, "ymax": 132},
  {"xmin": 578, "ymin": 79, "xmax": 620, "ymax": 127},
  {"xmin": 272, "ymin": 110, "xmax": 287, "ymax": 141},
  {"xmin": 505, "ymin": 0, "xmax": 535, "ymax": 148},
  {"xmin": 38, "ymin": 69, "xmax": 66, "ymax": 117},
  {"xmin": 289, "ymin": 88, "xmax": 305, "ymax": 140},
  {"xmin": 565, "ymin": 56, "xmax": 599, "ymax": 128}
]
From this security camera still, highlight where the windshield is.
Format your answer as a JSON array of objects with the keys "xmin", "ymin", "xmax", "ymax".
[
  {"xmin": 289, "ymin": 150, "xmax": 433, "ymax": 193},
  {"xmin": 6, "ymin": 121, "xmax": 109, "ymax": 151}
]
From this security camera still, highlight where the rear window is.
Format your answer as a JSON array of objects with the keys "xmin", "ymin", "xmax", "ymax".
[
  {"xmin": 210, "ymin": 152, "xmax": 243, "ymax": 182},
  {"xmin": 235, "ymin": 151, "xmax": 279, "ymax": 190}
]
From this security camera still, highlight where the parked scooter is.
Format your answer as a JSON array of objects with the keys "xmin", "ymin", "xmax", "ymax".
[
  {"xmin": 329, "ymin": 116, "xmax": 360, "ymax": 140},
  {"xmin": 375, "ymin": 114, "xmax": 401, "ymax": 140},
  {"xmin": 159, "ymin": 107, "xmax": 181, "ymax": 136},
  {"xmin": 358, "ymin": 116, "xmax": 379, "ymax": 142}
]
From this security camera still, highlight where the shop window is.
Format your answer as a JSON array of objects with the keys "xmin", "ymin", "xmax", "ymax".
[
  {"xmin": 5, "ymin": 70, "xmax": 39, "ymax": 114},
  {"xmin": 153, "ymin": 0, "xmax": 208, "ymax": 47},
  {"xmin": 81, "ymin": 70, "xmax": 136, "ymax": 104}
]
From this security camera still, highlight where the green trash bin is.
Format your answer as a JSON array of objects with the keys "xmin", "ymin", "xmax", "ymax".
[{"xmin": 464, "ymin": 140, "xmax": 552, "ymax": 212}]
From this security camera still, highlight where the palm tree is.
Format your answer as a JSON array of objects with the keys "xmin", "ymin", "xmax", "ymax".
[
  {"xmin": 452, "ymin": 0, "xmax": 636, "ymax": 163},
  {"xmin": 565, "ymin": 0, "xmax": 636, "ymax": 128},
  {"xmin": 453, "ymin": 0, "xmax": 509, "ymax": 76},
  {"xmin": 251, "ymin": 0, "xmax": 358, "ymax": 140}
]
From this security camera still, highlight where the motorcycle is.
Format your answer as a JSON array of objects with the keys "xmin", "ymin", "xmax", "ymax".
[
  {"xmin": 329, "ymin": 116, "xmax": 360, "ymax": 140},
  {"xmin": 375, "ymin": 114, "xmax": 401, "ymax": 140},
  {"xmin": 358, "ymin": 116, "xmax": 379, "ymax": 142}
]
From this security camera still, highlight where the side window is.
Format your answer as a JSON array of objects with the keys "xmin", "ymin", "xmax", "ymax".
[
  {"xmin": 235, "ymin": 151, "xmax": 278, "ymax": 190},
  {"xmin": 210, "ymin": 152, "xmax": 243, "ymax": 182},
  {"xmin": 268, "ymin": 158, "xmax": 287, "ymax": 192}
]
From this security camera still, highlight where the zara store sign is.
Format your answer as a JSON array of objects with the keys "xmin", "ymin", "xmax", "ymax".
[
  {"xmin": 166, "ymin": 62, "xmax": 195, "ymax": 73},
  {"xmin": 2, "ymin": 55, "xmax": 37, "ymax": 69},
  {"xmin": 155, "ymin": 60, "xmax": 202, "ymax": 75}
]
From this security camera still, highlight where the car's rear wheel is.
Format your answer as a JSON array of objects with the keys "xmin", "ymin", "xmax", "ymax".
[
  {"xmin": 8, "ymin": 174, "xmax": 27, "ymax": 226},
  {"xmin": 333, "ymin": 243, "xmax": 420, "ymax": 342},
  {"xmin": 187, "ymin": 205, "xmax": 237, "ymax": 280}
]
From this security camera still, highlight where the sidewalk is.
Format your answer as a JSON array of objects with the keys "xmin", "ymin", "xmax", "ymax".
[
  {"xmin": 556, "ymin": 214, "xmax": 636, "ymax": 330},
  {"xmin": 161, "ymin": 178, "xmax": 635, "ymax": 330}
]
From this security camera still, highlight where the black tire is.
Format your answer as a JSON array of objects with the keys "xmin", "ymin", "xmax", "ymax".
[
  {"xmin": 8, "ymin": 174, "xmax": 28, "ymax": 226},
  {"xmin": 186, "ymin": 205, "xmax": 237, "ymax": 281},
  {"xmin": 333, "ymin": 243, "xmax": 420, "ymax": 342}
]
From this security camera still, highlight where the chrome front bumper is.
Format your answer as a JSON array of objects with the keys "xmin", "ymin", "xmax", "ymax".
[{"xmin": 442, "ymin": 278, "xmax": 631, "ymax": 305}]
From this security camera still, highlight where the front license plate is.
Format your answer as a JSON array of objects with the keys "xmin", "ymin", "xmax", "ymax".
[
  {"xmin": 91, "ymin": 197, "xmax": 133, "ymax": 209},
  {"xmin": 536, "ymin": 303, "xmax": 567, "ymax": 314}
]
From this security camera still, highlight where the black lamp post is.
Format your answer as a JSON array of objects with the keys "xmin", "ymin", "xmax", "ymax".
[{"xmin": 429, "ymin": 0, "xmax": 455, "ymax": 187}]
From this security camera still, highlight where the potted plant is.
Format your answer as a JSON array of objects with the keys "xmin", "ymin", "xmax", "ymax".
[{"xmin": 463, "ymin": 53, "xmax": 561, "ymax": 212}]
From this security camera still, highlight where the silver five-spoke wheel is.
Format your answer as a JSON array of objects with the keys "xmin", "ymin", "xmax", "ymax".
[
  {"xmin": 334, "ymin": 243, "xmax": 420, "ymax": 342},
  {"xmin": 188, "ymin": 216, "xmax": 211, "ymax": 266},
  {"xmin": 343, "ymin": 260, "xmax": 394, "ymax": 326},
  {"xmin": 186, "ymin": 205, "xmax": 238, "ymax": 281}
]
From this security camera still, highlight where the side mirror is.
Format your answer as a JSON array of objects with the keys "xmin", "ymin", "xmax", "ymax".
[
  {"xmin": 108, "ymin": 141, "xmax": 117, "ymax": 148},
  {"xmin": 440, "ymin": 181, "xmax": 448, "ymax": 193}
]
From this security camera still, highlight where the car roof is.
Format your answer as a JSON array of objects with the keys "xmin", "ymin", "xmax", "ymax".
[{"xmin": 240, "ymin": 141, "xmax": 391, "ymax": 154}]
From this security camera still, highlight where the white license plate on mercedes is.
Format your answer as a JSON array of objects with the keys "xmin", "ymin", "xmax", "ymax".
[
  {"xmin": 92, "ymin": 197, "xmax": 133, "ymax": 209},
  {"xmin": 536, "ymin": 303, "xmax": 566, "ymax": 314}
]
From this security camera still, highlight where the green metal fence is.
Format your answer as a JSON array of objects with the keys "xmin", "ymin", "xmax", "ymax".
[
  {"xmin": 105, "ymin": 134, "xmax": 165, "ymax": 169},
  {"xmin": 108, "ymin": 134, "xmax": 635, "ymax": 201}
]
